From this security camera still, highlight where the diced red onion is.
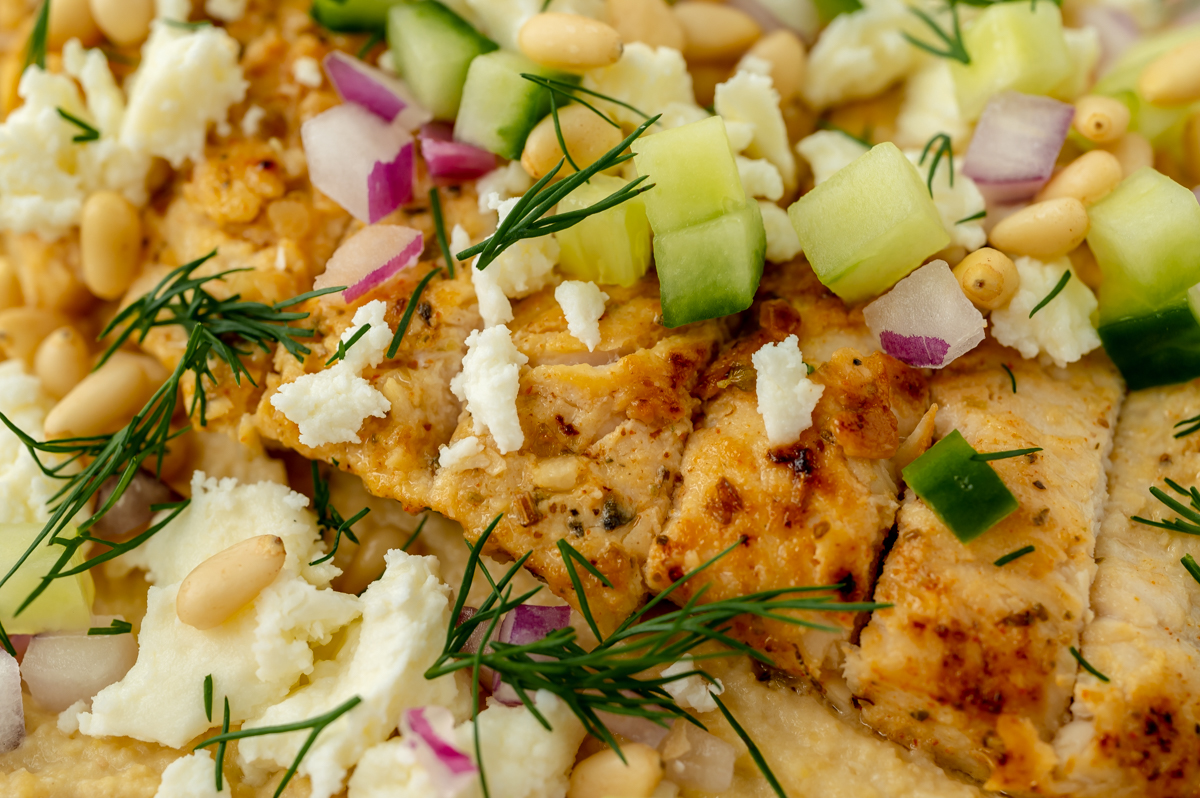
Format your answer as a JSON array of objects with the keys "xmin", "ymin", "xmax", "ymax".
[
  {"xmin": 90, "ymin": 472, "xmax": 174, "ymax": 542},
  {"xmin": 490, "ymin": 604, "xmax": 571, "ymax": 706},
  {"xmin": 402, "ymin": 706, "xmax": 477, "ymax": 797},
  {"xmin": 0, "ymin": 651, "xmax": 23, "ymax": 754},
  {"xmin": 313, "ymin": 225, "xmax": 423, "ymax": 303},
  {"xmin": 302, "ymin": 103, "xmax": 415, "ymax": 224},
  {"xmin": 21, "ymin": 625, "xmax": 138, "ymax": 712},
  {"xmin": 962, "ymin": 91, "xmax": 1075, "ymax": 205},
  {"xmin": 323, "ymin": 51, "xmax": 432, "ymax": 130},
  {"xmin": 594, "ymin": 710, "xmax": 673, "ymax": 748},
  {"xmin": 8, "ymin": 636, "xmax": 30, "ymax": 664},
  {"xmin": 1078, "ymin": 6, "xmax": 1139, "ymax": 76},
  {"xmin": 658, "ymin": 721, "xmax": 736, "ymax": 792},
  {"xmin": 1193, "ymin": 185, "xmax": 1200, "ymax": 204},
  {"xmin": 419, "ymin": 123, "xmax": 496, "ymax": 182},
  {"xmin": 862, "ymin": 261, "xmax": 986, "ymax": 369},
  {"xmin": 456, "ymin": 608, "xmax": 490, "ymax": 655}
]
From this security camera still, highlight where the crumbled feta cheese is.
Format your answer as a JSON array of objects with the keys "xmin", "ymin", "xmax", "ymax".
[
  {"xmin": 0, "ymin": 362, "xmax": 63, "ymax": 524},
  {"xmin": 894, "ymin": 61, "xmax": 971, "ymax": 152},
  {"xmin": 555, "ymin": 280, "xmax": 609, "ymax": 351},
  {"xmin": 438, "ymin": 435, "xmax": 486, "ymax": 472},
  {"xmin": 346, "ymin": 739, "xmax": 434, "ymax": 798},
  {"xmin": 802, "ymin": 0, "xmax": 919, "ymax": 110},
  {"xmin": 292, "ymin": 56, "xmax": 324, "ymax": 88},
  {"xmin": 476, "ymin": 161, "xmax": 534, "ymax": 215},
  {"xmin": 122, "ymin": 21, "xmax": 248, "ymax": 168},
  {"xmin": 990, "ymin": 257, "xmax": 1101, "ymax": 368},
  {"xmin": 583, "ymin": 43, "xmax": 701, "ymax": 128},
  {"xmin": 759, "ymin": 201, "xmax": 802, "ymax": 264},
  {"xmin": 903, "ymin": 149, "xmax": 986, "ymax": 252},
  {"xmin": 155, "ymin": 751, "xmax": 229, "ymax": 798},
  {"xmin": 271, "ymin": 300, "xmax": 393, "ymax": 447},
  {"xmin": 752, "ymin": 335, "xmax": 824, "ymax": 447},
  {"xmin": 661, "ymin": 656, "xmax": 724, "ymax": 713},
  {"xmin": 241, "ymin": 104, "xmax": 266, "ymax": 137},
  {"xmin": 795, "ymin": 130, "xmax": 868, "ymax": 185},
  {"xmin": 471, "ymin": 196, "xmax": 560, "ymax": 328},
  {"xmin": 238, "ymin": 551, "xmax": 463, "ymax": 798},
  {"xmin": 450, "ymin": 326, "xmax": 528, "ymax": 454},
  {"xmin": 715, "ymin": 68, "xmax": 797, "ymax": 188},
  {"xmin": 80, "ymin": 473, "xmax": 361, "ymax": 749},
  {"xmin": 724, "ymin": 120, "xmax": 755, "ymax": 153},
  {"xmin": 57, "ymin": 700, "xmax": 87, "ymax": 735},
  {"xmin": 737, "ymin": 156, "xmax": 784, "ymax": 201},
  {"xmin": 204, "ymin": 0, "xmax": 247, "ymax": 22}
]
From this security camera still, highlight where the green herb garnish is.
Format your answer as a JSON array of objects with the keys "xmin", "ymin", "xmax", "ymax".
[
  {"xmin": 971, "ymin": 447, "xmax": 1042, "ymax": 461},
  {"xmin": 1183, "ymin": 553, "xmax": 1200, "ymax": 585},
  {"xmin": 56, "ymin": 108, "xmax": 100, "ymax": 143},
  {"xmin": 817, "ymin": 119, "xmax": 872, "ymax": 148},
  {"xmin": 430, "ymin": 187, "xmax": 456, "ymax": 279},
  {"xmin": 324, "ymin": 323, "xmax": 371, "ymax": 365},
  {"xmin": 919, "ymin": 132, "xmax": 954, "ymax": 197},
  {"xmin": 308, "ymin": 461, "xmax": 370, "ymax": 567},
  {"xmin": 401, "ymin": 514, "xmax": 428, "ymax": 552},
  {"xmin": 904, "ymin": 2, "xmax": 970, "ymax": 64},
  {"xmin": 204, "ymin": 674, "xmax": 214, "ymax": 723},
  {"xmin": 956, "ymin": 209, "xmax": 987, "ymax": 224},
  {"xmin": 1069, "ymin": 645, "xmax": 1110, "ymax": 683},
  {"xmin": 87, "ymin": 618, "xmax": 133, "ymax": 635},
  {"xmin": 356, "ymin": 30, "xmax": 383, "ymax": 60},
  {"xmin": 24, "ymin": 0, "xmax": 50, "ymax": 70},
  {"xmin": 712, "ymin": 693, "xmax": 787, "ymax": 798},
  {"xmin": 214, "ymin": 696, "xmax": 231, "ymax": 791},
  {"xmin": 994, "ymin": 545, "xmax": 1034, "ymax": 566},
  {"xmin": 1133, "ymin": 479, "xmax": 1200, "ymax": 536},
  {"xmin": 386, "ymin": 266, "xmax": 443, "ymax": 358},
  {"xmin": 1174, "ymin": 413, "xmax": 1200, "ymax": 439},
  {"xmin": 1002, "ymin": 363, "xmax": 1017, "ymax": 393},
  {"xmin": 1029, "ymin": 270, "xmax": 1071, "ymax": 318},
  {"xmin": 519, "ymin": 74, "xmax": 650, "ymax": 129}
]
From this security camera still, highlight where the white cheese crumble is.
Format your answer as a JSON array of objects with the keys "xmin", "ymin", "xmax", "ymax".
[
  {"xmin": 437, "ymin": 435, "xmax": 486, "ymax": 472},
  {"xmin": 894, "ymin": 61, "xmax": 971, "ymax": 152},
  {"xmin": 759, "ymin": 201, "xmax": 802, "ymax": 264},
  {"xmin": 583, "ymin": 43, "xmax": 701, "ymax": 128},
  {"xmin": 737, "ymin": 156, "xmax": 784, "ymax": 201},
  {"xmin": 0, "ymin": 362, "xmax": 62, "ymax": 524},
  {"xmin": 57, "ymin": 700, "xmax": 87, "ymax": 735},
  {"xmin": 902, "ymin": 149, "xmax": 986, "ymax": 252},
  {"xmin": 154, "ymin": 751, "xmax": 229, "ymax": 798},
  {"xmin": 450, "ymin": 325, "xmax": 528, "ymax": 455},
  {"xmin": 270, "ymin": 300, "xmax": 392, "ymax": 447},
  {"xmin": 989, "ymin": 257, "xmax": 1101, "ymax": 368},
  {"xmin": 802, "ymin": 0, "xmax": 919, "ymax": 110},
  {"xmin": 661, "ymin": 656, "xmax": 724, "ymax": 713},
  {"xmin": 476, "ymin": 162, "xmax": 533, "ymax": 215},
  {"xmin": 238, "ymin": 551, "xmax": 463, "ymax": 798},
  {"xmin": 715, "ymin": 68, "xmax": 797, "ymax": 189},
  {"xmin": 241, "ymin": 104, "xmax": 266, "ymax": 137},
  {"xmin": 554, "ymin": 280, "xmax": 609, "ymax": 352},
  {"xmin": 472, "ymin": 195, "xmax": 560, "ymax": 328},
  {"xmin": 795, "ymin": 130, "xmax": 868, "ymax": 186},
  {"xmin": 752, "ymin": 335, "xmax": 824, "ymax": 447},
  {"xmin": 204, "ymin": 0, "xmax": 247, "ymax": 22},
  {"xmin": 292, "ymin": 56, "xmax": 324, "ymax": 88}
]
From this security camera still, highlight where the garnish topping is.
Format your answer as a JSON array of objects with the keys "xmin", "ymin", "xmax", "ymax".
[
  {"xmin": 919, "ymin": 132, "xmax": 954, "ymax": 197},
  {"xmin": 956, "ymin": 209, "xmax": 987, "ymax": 225},
  {"xmin": 1029, "ymin": 270, "xmax": 1071, "ymax": 318},
  {"xmin": 1069, "ymin": 645, "xmax": 1110, "ymax": 683},
  {"xmin": 429, "ymin": 187, "xmax": 456, "ymax": 279},
  {"xmin": 386, "ymin": 266, "xmax": 443, "ymax": 358},
  {"xmin": 1002, "ymin": 363, "xmax": 1017, "ymax": 393},
  {"xmin": 1183, "ymin": 553, "xmax": 1200, "ymax": 585},
  {"xmin": 87, "ymin": 619, "xmax": 133, "ymax": 635},
  {"xmin": 23, "ymin": 0, "xmax": 49, "ymax": 70},
  {"xmin": 56, "ymin": 108, "xmax": 100, "ymax": 143},
  {"xmin": 1174, "ymin": 413, "xmax": 1200, "ymax": 439},
  {"xmin": 1132, "ymin": 479, "xmax": 1200, "ymax": 536},
  {"xmin": 712, "ymin": 693, "xmax": 787, "ymax": 798},
  {"xmin": 309, "ymin": 461, "xmax": 370, "ymax": 567},
  {"xmin": 994, "ymin": 545, "xmax": 1035, "ymax": 567},
  {"xmin": 971, "ymin": 447, "xmax": 1042, "ymax": 461},
  {"xmin": 203, "ymin": 674, "xmax": 214, "ymax": 723},
  {"xmin": 324, "ymin": 323, "xmax": 372, "ymax": 366},
  {"xmin": 904, "ymin": 2, "xmax": 970, "ymax": 65},
  {"xmin": 817, "ymin": 119, "xmax": 872, "ymax": 148}
]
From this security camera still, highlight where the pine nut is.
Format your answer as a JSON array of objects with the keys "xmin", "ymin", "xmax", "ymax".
[
  {"xmin": 1072, "ymin": 95, "xmax": 1130, "ymax": 144},
  {"xmin": 48, "ymin": 0, "xmax": 102, "ymax": 48},
  {"xmin": 952, "ymin": 248, "xmax": 1018, "ymax": 311},
  {"xmin": 34, "ymin": 327, "xmax": 91, "ymax": 400},
  {"xmin": 1068, "ymin": 242, "xmax": 1103, "ymax": 291},
  {"xmin": 1035, "ymin": 150, "xmax": 1123, "ymax": 205},
  {"xmin": 518, "ymin": 14, "xmax": 623, "ymax": 73},
  {"xmin": 176, "ymin": 536, "xmax": 286, "ymax": 630},
  {"xmin": 674, "ymin": 2, "xmax": 762, "ymax": 62},
  {"xmin": 335, "ymin": 526, "xmax": 408, "ymax": 596},
  {"xmin": 521, "ymin": 104, "xmax": 623, "ymax": 180},
  {"xmin": 1103, "ymin": 132, "xmax": 1154, "ymax": 177},
  {"xmin": 88, "ymin": 0, "xmax": 153, "ymax": 46},
  {"xmin": 1184, "ymin": 111, "xmax": 1200, "ymax": 185},
  {"xmin": 605, "ymin": 0, "xmax": 684, "ymax": 51},
  {"xmin": 741, "ymin": 30, "xmax": 806, "ymax": 104},
  {"xmin": 81, "ymin": 191, "xmax": 143, "ymax": 301},
  {"xmin": 568, "ymin": 743, "xmax": 663, "ymax": 798},
  {"xmin": 0, "ymin": 258, "xmax": 22, "ymax": 311},
  {"xmin": 44, "ymin": 353, "xmax": 150, "ymax": 438},
  {"xmin": 0, "ymin": 307, "xmax": 67, "ymax": 367},
  {"xmin": 1138, "ymin": 40, "xmax": 1200, "ymax": 106},
  {"xmin": 988, "ymin": 197, "xmax": 1090, "ymax": 260}
]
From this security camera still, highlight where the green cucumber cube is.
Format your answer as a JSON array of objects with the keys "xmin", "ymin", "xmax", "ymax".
[
  {"xmin": 0, "ymin": 523, "xmax": 94, "ymax": 634},
  {"xmin": 787, "ymin": 142, "xmax": 949, "ymax": 305},
  {"xmin": 951, "ymin": 2, "xmax": 1072, "ymax": 121},
  {"xmin": 653, "ymin": 201, "xmax": 766, "ymax": 328},
  {"xmin": 453, "ymin": 52, "xmax": 575, "ymax": 160},
  {"xmin": 1087, "ymin": 167, "xmax": 1200, "ymax": 325},
  {"xmin": 630, "ymin": 116, "xmax": 746, "ymax": 233},
  {"xmin": 556, "ymin": 175, "xmax": 652, "ymax": 288},
  {"xmin": 387, "ymin": 1, "xmax": 497, "ymax": 121},
  {"xmin": 902, "ymin": 430, "xmax": 1019, "ymax": 543},
  {"xmin": 1099, "ymin": 302, "xmax": 1200, "ymax": 391},
  {"xmin": 812, "ymin": 0, "xmax": 862, "ymax": 25},
  {"xmin": 314, "ymin": 0, "xmax": 406, "ymax": 32}
]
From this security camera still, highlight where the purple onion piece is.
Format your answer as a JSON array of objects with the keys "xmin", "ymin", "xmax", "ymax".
[
  {"xmin": 403, "ymin": 707, "xmax": 477, "ymax": 776},
  {"xmin": 962, "ymin": 91, "xmax": 1075, "ymax": 206},
  {"xmin": 418, "ymin": 123, "xmax": 496, "ymax": 182},
  {"xmin": 498, "ymin": 604, "xmax": 571, "ymax": 647},
  {"xmin": 367, "ymin": 140, "xmax": 415, "ymax": 223},
  {"xmin": 324, "ymin": 51, "xmax": 407, "ymax": 122},
  {"xmin": 91, "ymin": 472, "xmax": 174, "ymax": 542},
  {"xmin": 879, "ymin": 331, "xmax": 952, "ymax": 368}
]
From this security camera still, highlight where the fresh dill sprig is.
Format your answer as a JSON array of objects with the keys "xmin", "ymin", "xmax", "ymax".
[
  {"xmin": 162, "ymin": 18, "xmax": 211, "ymax": 29},
  {"xmin": 87, "ymin": 618, "xmax": 133, "ymax": 635},
  {"xmin": 956, "ymin": 209, "xmax": 987, "ymax": 224},
  {"xmin": 712, "ymin": 694, "xmax": 787, "ymax": 798},
  {"xmin": 919, "ymin": 132, "xmax": 954, "ymax": 197},
  {"xmin": 196, "ymin": 695, "xmax": 363, "ymax": 798},
  {"xmin": 547, "ymin": 90, "xmax": 581, "ymax": 172},
  {"xmin": 308, "ymin": 461, "xmax": 370, "ymax": 567},
  {"xmin": 1029, "ymin": 270, "xmax": 1071, "ymax": 318},
  {"xmin": 324, "ymin": 323, "xmax": 371, "ymax": 366},
  {"xmin": 1133, "ymin": 478, "xmax": 1200, "ymax": 536},
  {"xmin": 816, "ymin": 119, "xmax": 872, "ymax": 148},
  {"xmin": 386, "ymin": 267, "xmax": 443, "ymax": 358},
  {"xmin": 401, "ymin": 514, "xmax": 428, "ymax": 552},
  {"xmin": 215, "ymin": 696, "xmax": 231, "ymax": 791},
  {"xmin": 204, "ymin": 675, "xmax": 214, "ymax": 723},
  {"xmin": 1069, "ymin": 645, "xmax": 1110, "ymax": 683},
  {"xmin": 519, "ymin": 74, "xmax": 651, "ymax": 129},
  {"xmin": 904, "ymin": 2, "xmax": 970, "ymax": 65},
  {"xmin": 1183, "ymin": 553, "xmax": 1200, "ymax": 585},
  {"xmin": 994, "ymin": 545, "xmax": 1035, "ymax": 567},
  {"xmin": 24, "ymin": 0, "xmax": 50, "ymax": 70},
  {"xmin": 456, "ymin": 117, "xmax": 659, "ymax": 272},
  {"xmin": 56, "ymin": 108, "xmax": 100, "ymax": 143},
  {"xmin": 356, "ymin": 30, "xmax": 383, "ymax": 60},
  {"xmin": 1002, "ymin": 363, "xmax": 1017, "ymax": 393},
  {"xmin": 971, "ymin": 447, "xmax": 1042, "ymax": 462},
  {"xmin": 429, "ymin": 187, "xmax": 456, "ymax": 279},
  {"xmin": 1174, "ymin": 413, "xmax": 1200, "ymax": 439}
]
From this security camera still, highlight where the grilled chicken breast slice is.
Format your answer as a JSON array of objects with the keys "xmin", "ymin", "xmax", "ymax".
[{"xmin": 846, "ymin": 342, "xmax": 1123, "ymax": 785}]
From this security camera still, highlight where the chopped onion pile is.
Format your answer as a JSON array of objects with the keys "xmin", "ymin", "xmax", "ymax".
[
  {"xmin": 963, "ymin": 91, "xmax": 1074, "ymax": 205},
  {"xmin": 20, "ymin": 622, "xmax": 138, "ymax": 712},
  {"xmin": 1077, "ymin": 6, "xmax": 1139, "ymax": 76},
  {"xmin": 91, "ymin": 472, "xmax": 173, "ymax": 542},
  {"xmin": 313, "ymin": 225, "xmax": 424, "ymax": 303},
  {"xmin": 302, "ymin": 103, "xmax": 415, "ymax": 224},
  {"xmin": 863, "ymin": 261, "xmax": 987, "ymax": 369},
  {"xmin": 419, "ymin": 123, "xmax": 496, "ymax": 182},
  {"xmin": 323, "ymin": 51, "xmax": 432, "ymax": 130},
  {"xmin": 658, "ymin": 719, "xmax": 736, "ymax": 792},
  {"xmin": 0, "ymin": 650, "xmax": 22, "ymax": 754},
  {"xmin": 402, "ymin": 706, "xmax": 477, "ymax": 798},
  {"xmin": 491, "ymin": 604, "xmax": 570, "ymax": 705}
]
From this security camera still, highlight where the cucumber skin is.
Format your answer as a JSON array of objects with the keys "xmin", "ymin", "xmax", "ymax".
[
  {"xmin": 388, "ymin": 1, "xmax": 497, "ymax": 121},
  {"xmin": 1099, "ymin": 304, "xmax": 1200, "ymax": 391},
  {"xmin": 312, "ymin": 0, "xmax": 406, "ymax": 31},
  {"xmin": 901, "ymin": 430, "xmax": 1018, "ymax": 543},
  {"xmin": 454, "ymin": 52, "xmax": 574, "ymax": 160}
]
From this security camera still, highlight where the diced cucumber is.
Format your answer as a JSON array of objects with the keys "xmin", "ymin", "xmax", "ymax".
[
  {"xmin": 313, "ymin": 0, "xmax": 406, "ymax": 32},
  {"xmin": 951, "ymin": 2, "xmax": 1072, "ymax": 121},
  {"xmin": 0, "ymin": 523, "xmax": 94, "ymax": 635},
  {"xmin": 556, "ymin": 175, "xmax": 652, "ymax": 288},
  {"xmin": 787, "ymin": 142, "xmax": 949, "ymax": 304},
  {"xmin": 454, "ymin": 52, "xmax": 575, "ymax": 160},
  {"xmin": 631, "ymin": 116, "xmax": 745, "ymax": 233},
  {"xmin": 387, "ymin": 1, "xmax": 497, "ymax": 121},
  {"xmin": 1088, "ymin": 167, "xmax": 1200, "ymax": 326},
  {"xmin": 902, "ymin": 430, "xmax": 1019, "ymax": 543},
  {"xmin": 1092, "ymin": 24, "xmax": 1200, "ymax": 145},
  {"xmin": 812, "ymin": 0, "xmax": 862, "ymax": 25},
  {"xmin": 1099, "ymin": 302, "xmax": 1200, "ymax": 391}
]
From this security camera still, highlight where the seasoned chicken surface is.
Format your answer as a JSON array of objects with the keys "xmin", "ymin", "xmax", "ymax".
[{"xmin": 846, "ymin": 342, "xmax": 1123, "ymax": 787}]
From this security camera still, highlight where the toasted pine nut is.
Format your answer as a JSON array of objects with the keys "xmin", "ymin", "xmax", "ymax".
[
  {"xmin": 741, "ymin": 30, "xmax": 806, "ymax": 104},
  {"xmin": 81, "ymin": 191, "xmax": 143, "ymax": 301},
  {"xmin": 518, "ymin": 14, "xmax": 623, "ymax": 72},
  {"xmin": 1103, "ymin": 132, "xmax": 1154, "ymax": 178},
  {"xmin": 1184, "ymin": 111, "xmax": 1200, "ymax": 185},
  {"xmin": 952, "ymin": 248, "xmax": 1019, "ymax": 311},
  {"xmin": 88, "ymin": 0, "xmax": 153, "ymax": 46},
  {"xmin": 176, "ymin": 536, "xmax": 286, "ymax": 630},
  {"xmin": 0, "ymin": 307, "xmax": 67, "ymax": 367},
  {"xmin": 335, "ymin": 526, "xmax": 408, "ymax": 596},
  {"xmin": 1138, "ymin": 40, "xmax": 1200, "ymax": 106},
  {"xmin": 44, "ymin": 354, "xmax": 150, "ymax": 438},
  {"xmin": 0, "ymin": 258, "xmax": 22, "ymax": 311},
  {"xmin": 1072, "ymin": 95, "xmax": 1130, "ymax": 144},
  {"xmin": 1068, "ymin": 242, "xmax": 1103, "ymax": 291},
  {"xmin": 568, "ymin": 743, "xmax": 663, "ymax": 798},
  {"xmin": 48, "ymin": 0, "xmax": 102, "ymax": 48},
  {"xmin": 521, "ymin": 104, "xmax": 624, "ymax": 180},
  {"xmin": 674, "ymin": 2, "xmax": 762, "ymax": 62},
  {"xmin": 988, "ymin": 197, "xmax": 1090, "ymax": 260},
  {"xmin": 1036, "ymin": 150, "xmax": 1123, "ymax": 205},
  {"xmin": 606, "ymin": 0, "xmax": 684, "ymax": 51},
  {"xmin": 34, "ymin": 327, "xmax": 91, "ymax": 400}
]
